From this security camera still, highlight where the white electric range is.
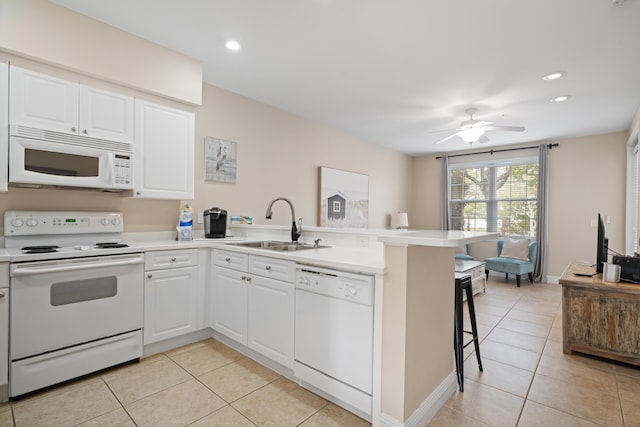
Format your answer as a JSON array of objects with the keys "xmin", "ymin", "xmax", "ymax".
[{"xmin": 4, "ymin": 210, "xmax": 145, "ymax": 397}]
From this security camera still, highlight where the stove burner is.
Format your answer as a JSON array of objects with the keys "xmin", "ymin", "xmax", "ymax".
[
  {"xmin": 95, "ymin": 242, "xmax": 129, "ymax": 249},
  {"xmin": 21, "ymin": 245, "xmax": 60, "ymax": 254}
]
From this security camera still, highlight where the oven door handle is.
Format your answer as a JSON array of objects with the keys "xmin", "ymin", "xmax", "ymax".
[{"xmin": 11, "ymin": 256, "xmax": 143, "ymax": 276}]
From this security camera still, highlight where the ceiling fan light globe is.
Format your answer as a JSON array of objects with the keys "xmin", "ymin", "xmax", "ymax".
[{"xmin": 460, "ymin": 129, "xmax": 485, "ymax": 143}]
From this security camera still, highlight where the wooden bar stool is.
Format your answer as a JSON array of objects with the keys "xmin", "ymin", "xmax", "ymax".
[{"xmin": 454, "ymin": 272, "xmax": 483, "ymax": 392}]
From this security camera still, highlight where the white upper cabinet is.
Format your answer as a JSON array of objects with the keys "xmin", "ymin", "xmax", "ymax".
[
  {"xmin": 9, "ymin": 67, "xmax": 78, "ymax": 134},
  {"xmin": 9, "ymin": 66, "xmax": 133, "ymax": 143},
  {"xmin": 79, "ymin": 85, "xmax": 133, "ymax": 142},
  {"xmin": 134, "ymin": 99, "xmax": 194, "ymax": 200},
  {"xmin": 0, "ymin": 60, "xmax": 8, "ymax": 192}
]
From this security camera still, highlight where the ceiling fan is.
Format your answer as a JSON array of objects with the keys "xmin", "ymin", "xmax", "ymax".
[{"xmin": 433, "ymin": 108, "xmax": 525, "ymax": 145}]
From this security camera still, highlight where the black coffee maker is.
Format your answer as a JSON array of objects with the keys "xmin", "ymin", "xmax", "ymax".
[{"xmin": 204, "ymin": 207, "xmax": 227, "ymax": 238}]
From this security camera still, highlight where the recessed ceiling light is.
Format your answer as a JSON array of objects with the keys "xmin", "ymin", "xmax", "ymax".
[
  {"xmin": 550, "ymin": 95, "xmax": 571, "ymax": 102},
  {"xmin": 542, "ymin": 71, "xmax": 567, "ymax": 81},
  {"xmin": 225, "ymin": 40, "xmax": 241, "ymax": 51}
]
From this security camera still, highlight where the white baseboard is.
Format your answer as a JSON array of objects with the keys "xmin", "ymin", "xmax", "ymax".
[
  {"xmin": 378, "ymin": 371, "xmax": 457, "ymax": 427},
  {"xmin": 546, "ymin": 275, "xmax": 560, "ymax": 284}
]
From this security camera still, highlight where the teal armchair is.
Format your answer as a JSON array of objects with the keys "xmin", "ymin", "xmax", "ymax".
[{"xmin": 484, "ymin": 239, "xmax": 537, "ymax": 287}]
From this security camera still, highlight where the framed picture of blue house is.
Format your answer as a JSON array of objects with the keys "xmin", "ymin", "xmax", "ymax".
[{"xmin": 318, "ymin": 167, "xmax": 369, "ymax": 227}]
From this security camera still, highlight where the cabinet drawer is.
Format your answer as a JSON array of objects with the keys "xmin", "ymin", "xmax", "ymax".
[
  {"xmin": 145, "ymin": 249, "xmax": 198, "ymax": 270},
  {"xmin": 213, "ymin": 249, "xmax": 249, "ymax": 271},
  {"xmin": 249, "ymin": 255, "xmax": 296, "ymax": 283},
  {"xmin": 471, "ymin": 265, "xmax": 485, "ymax": 279}
]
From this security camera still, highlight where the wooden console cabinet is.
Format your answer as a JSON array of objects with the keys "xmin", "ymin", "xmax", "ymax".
[{"xmin": 559, "ymin": 263, "xmax": 640, "ymax": 366}]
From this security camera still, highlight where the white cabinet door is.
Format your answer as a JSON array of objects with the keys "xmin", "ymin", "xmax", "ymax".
[
  {"xmin": 134, "ymin": 99, "xmax": 194, "ymax": 200},
  {"xmin": 9, "ymin": 66, "xmax": 78, "ymax": 134},
  {"xmin": 211, "ymin": 265, "xmax": 248, "ymax": 345},
  {"xmin": 0, "ymin": 60, "xmax": 8, "ymax": 192},
  {"xmin": 248, "ymin": 276, "xmax": 294, "ymax": 368},
  {"xmin": 9, "ymin": 66, "xmax": 134, "ymax": 145},
  {"xmin": 79, "ymin": 85, "xmax": 133, "ymax": 143},
  {"xmin": 144, "ymin": 266, "xmax": 198, "ymax": 345}
]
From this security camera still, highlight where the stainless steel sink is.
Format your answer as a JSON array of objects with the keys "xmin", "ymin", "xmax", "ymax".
[{"xmin": 230, "ymin": 240, "xmax": 329, "ymax": 251}]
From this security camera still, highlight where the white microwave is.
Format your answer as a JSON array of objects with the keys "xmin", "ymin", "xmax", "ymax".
[{"xmin": 9, "ymin": 126, "xmax": 133, "ymax": 191}]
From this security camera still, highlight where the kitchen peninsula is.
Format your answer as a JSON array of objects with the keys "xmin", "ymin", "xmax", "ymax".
[{"xmin": 377, "ymin": 230, "xmax": 499, "ymax": 426}]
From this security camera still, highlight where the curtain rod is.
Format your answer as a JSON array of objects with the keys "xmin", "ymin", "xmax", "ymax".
[{"xmin": 435, "ymin": 143, "xmax": 559, "ymax": 160}]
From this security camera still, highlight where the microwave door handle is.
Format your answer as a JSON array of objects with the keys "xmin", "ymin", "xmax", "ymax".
[
  {"xmin": 106, "ymin": 154, "xmax": 114, "ymax": 186},
  {"xmin": 11, "ymin": 257, "xmax": 143, "ymax": 277}
]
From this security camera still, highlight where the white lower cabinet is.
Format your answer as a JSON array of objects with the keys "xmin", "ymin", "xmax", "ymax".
[
  {"xmin": 211, "ymin": 265, "xmax": 248, "ymax": 345},
  {"xmin": 248, "ymin": 275, "xmax": 294, "ymax": 368},
  {"xmin": 144, "ymin": 249, "xmax": 199, "ymax": 344},
  {"xmin": 211, "ymin": 249, "xmax": 295, "ymax": 368}
]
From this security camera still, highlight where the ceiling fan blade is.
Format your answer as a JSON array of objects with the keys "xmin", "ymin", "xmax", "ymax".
[
  {"xmin": 427, "ymin": 127, "xmax": 462, "ymax": 134},
  {"xmin": 477, "ymin": 134, "xmax": 490, "ymax": 144},
  {"xmin": 481, "ymin": 125, "xmax": 525, "ymax": 132},
  {"xmin": 434, "ymin": 132, "xmax": 461, "ymax": 145}
]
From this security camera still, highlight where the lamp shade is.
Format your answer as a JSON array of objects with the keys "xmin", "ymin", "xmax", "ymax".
[{"xmin": 390, "ymin": 212, "xmax": 409, "ymax": 229}]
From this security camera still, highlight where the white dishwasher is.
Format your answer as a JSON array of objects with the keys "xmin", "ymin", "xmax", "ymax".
[{"xmin": 294, "ymin": 265, "xmax": 374, "ymax": 418}]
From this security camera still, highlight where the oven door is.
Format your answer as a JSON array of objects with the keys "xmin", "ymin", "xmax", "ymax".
[
  {"xmin": 9, "ymin": 136, "xmax": 114, "ymax": 189},
  {"xmin": 10, "ymin": 253, "xmax": 144, "ymax": 360}
]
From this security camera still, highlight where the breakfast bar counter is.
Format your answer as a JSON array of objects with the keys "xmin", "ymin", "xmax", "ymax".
[{"xmin": 376, "ymin": 230, "xmax": 498, "ymax": 426}]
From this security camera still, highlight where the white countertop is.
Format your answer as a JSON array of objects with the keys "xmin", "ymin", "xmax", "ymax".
[
  {"xmin": 0, "ymin": 228, "xmax": 499, "ymax": 274},
  {"xmin": 138, "ymin": 238, "xmax": 386, "ymax": 275},
  {"xmin": 377, "ymin": 230, "xmax": 500, "ymax": 247}
]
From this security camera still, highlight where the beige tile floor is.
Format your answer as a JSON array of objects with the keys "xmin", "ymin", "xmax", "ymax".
[
  {"xmin": 0, "ymin": 339, "xmax": 369, "ymax": 427},
  {"xmin": 430, "ymin": 276, "xmax": 640, "ymax": 427},
  {"xmin": 1, "ymin": 277, "xmax": 639, "ymax": 426}
]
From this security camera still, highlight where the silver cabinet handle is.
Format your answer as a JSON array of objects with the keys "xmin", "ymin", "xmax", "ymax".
[
  {"xmin": 71, "ymin": 127, "xmax": 77, "ymax": 132},
  {"xmin": 82, "ymin": 129, "xmax": 88, "ymax": 134},
  {"xmin": 241, "ymin": 275, "xmax": 246, "ymax": 281},
  {"xmin": 171, "ymin": 257, "xmax": 177, "ymax": 262},
  {"xmin": 225, "ymin": 257, "xmax": 231, "ymax": 262},
  {"xmin": 147, "ymin": 274, "xmax": 152, "ymax": 279},
  {"xmin": 0, "ymin": 291, "xmax": 5, "ymax": 298},
  {"xmin": 265, "ymin": 265, "xmax": 272, "ymax": 271},
  {"xmin": 246, "ymin": 276, "xmax": 252, "ymax": 282}
]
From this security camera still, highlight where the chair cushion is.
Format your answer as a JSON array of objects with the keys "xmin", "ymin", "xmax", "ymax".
[
  {"xmin": 500, "ymin": 237, "xmax": 530, "ymax": 261},
  {"xmin": 485, "ymin": 256, "xmax": 534, "ymax": 275}
]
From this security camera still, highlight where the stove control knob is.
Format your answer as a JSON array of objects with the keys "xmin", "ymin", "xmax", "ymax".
[
  {"xmin": 100, "ymin": 218, "xmax": 110, "ymax": 226},
  {"xmin": 26, "ymin": 218, "xmax": 38, "ymax": 227},
  {"xmin": 11, "ymin": 218, "xmax": 24, "ymax": 228},
  {"xmin": 111, "ymin": 217, "xmax": 121, "ymax": 226}
]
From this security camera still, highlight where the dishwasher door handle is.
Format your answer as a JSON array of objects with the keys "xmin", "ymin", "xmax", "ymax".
[{"xmin": 11, "ymin": 256, "xmax": 143, "ymax": 276}]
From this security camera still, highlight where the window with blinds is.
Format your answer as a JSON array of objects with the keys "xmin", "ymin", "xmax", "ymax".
[{"xmin": 450, "ymin": 163, "xmax": 538, "ymax": 237}]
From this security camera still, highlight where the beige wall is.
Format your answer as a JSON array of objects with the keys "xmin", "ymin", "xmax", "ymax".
[
  {"xmin": 410, "ymin": 132, "xmax": 628, "ymax": 277},
  {"xmin": 547, "ymin": 133, "xmax": 626, "ymax": 276},
  {"xmin": 0, "ymin": 1, "xmax": 413, "ymax": 234},
  {"xmin": 189, "ymin": 84, "xmax": 412, "ymax": 230},
  {"xmin": 0, "ymin": 0, "xmax": 202, "ymax": 105}
]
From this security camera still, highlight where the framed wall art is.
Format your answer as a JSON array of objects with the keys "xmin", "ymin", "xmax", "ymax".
[
  {"xmin": 205, "ymin": 136, "xmax": 237, "ymax": 183},
  {"xmin": 318, "ymin": 166, "xmax": 369, "ymax": 228}
]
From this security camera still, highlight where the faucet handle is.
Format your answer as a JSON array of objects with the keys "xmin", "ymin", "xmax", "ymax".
[{"xmin": 314, "ymin": 238, "xmax": 322, "ymax": 248}]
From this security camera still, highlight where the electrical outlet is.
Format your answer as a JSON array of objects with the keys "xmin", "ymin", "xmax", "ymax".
[
  {"xmin": 197, "ymin": 212, "xmax": 204, "ymax": 224},
  {"xmin": 606, "ymin": 215, "xmax": 611, "ymax": 224},
  {"xmin": 590, "ymin": 219, "xmax": 597, "ymax": 227}
]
